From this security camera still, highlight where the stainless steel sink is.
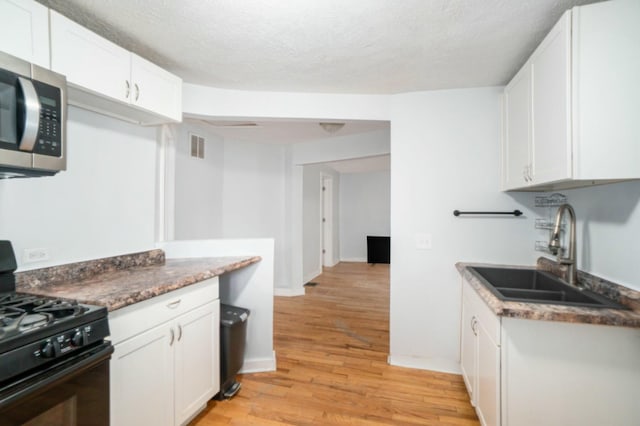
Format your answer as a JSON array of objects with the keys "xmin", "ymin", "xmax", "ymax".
[{"xmin": 468, "ymin": 267, "xmax": 628, "ymax": 309}]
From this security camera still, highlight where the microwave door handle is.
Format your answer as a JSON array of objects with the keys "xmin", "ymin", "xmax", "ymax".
[{"xmin": 17, "ymin": 76, "xmax": 41, "ymax": 152}]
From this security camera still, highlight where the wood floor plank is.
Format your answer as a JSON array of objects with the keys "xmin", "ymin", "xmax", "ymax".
[{"xmin": 190, "ymin": 262, "xmax": 478, "ymax": 425}]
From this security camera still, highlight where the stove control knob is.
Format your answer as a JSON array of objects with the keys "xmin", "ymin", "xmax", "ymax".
[
  {"xmin": 41, "ymin": 341, "xmax": 56, "ymax": 358},
  {"xmin": 72, "ymin": 329, "xmax": 88, "ymax": 347}
]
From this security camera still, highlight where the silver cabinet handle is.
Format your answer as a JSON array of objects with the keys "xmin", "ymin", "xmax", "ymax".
[
  {"xmin": 125, "ymin": 80, "xmax": 130, "ymax": 99},
  {"xmin": 167, "ymin": 299, "xmax": 181, "ymax": 309},
  {"xmin": 169, "ymin": 328, "xmax": 175, "ymax": 346},
  {"xmin": 134, "ymin": 83, "xmax": 140, "ymax": 101},
  {"xmin": 471, "ymin": 317, "xmax": 478, "ymax": 336},
  {"xmin": 17, "ymin": 77, "xmax": 41, "ymax": 152},
  {"xmin": 177, "ymin": 325, "xmax": 182, "ymax": 341}
]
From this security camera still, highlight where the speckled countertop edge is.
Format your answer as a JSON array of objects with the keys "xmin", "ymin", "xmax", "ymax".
[
  {"xmin": 15, "ymin": 250, "xmax": 261, "ymax": 312},
  {"xmin": 456, "ymin": 260, "xmax": 640, "ymax": 328}
]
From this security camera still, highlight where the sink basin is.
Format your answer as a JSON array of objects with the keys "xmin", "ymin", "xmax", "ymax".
[{"xmin": 468, "ymin": 267, "xmax": 628, "ymax": 309}]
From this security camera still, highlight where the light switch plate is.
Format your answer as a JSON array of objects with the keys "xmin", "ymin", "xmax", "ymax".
[{"xmin": 415, "ymin": 233, "xmax": 432, "ymax": 250}]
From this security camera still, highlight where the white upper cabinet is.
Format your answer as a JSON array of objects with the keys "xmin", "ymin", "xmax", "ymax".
[
  {"xmin": 50, "ymin": 11, "xmax": 130, "ymax": 102},
  {"xmin": 49, "ymin": 10, "xmax": 182, "ymax": 124},
  {"xmin": 503, "ymin": 64, "xmax": 531, "ymax": 189},
  {"xmin": 530, "ymin": 11, "xmax": 572, "ymax": 186},
  {"xmin": 0, "ymin": 0, "xmax": 49, "ymax": 68},
  {"xmin": 502, "ymin": 0, "xmax": 640, "ymax": 191},
  {"xmin": 131, "ymin": 54, "xmax": 183, "ymax": 123}
]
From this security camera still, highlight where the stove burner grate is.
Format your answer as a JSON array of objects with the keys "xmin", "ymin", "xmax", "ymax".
[{"xmin": 0, "ymin": 294, "xmax": 90, "ymax": 342}]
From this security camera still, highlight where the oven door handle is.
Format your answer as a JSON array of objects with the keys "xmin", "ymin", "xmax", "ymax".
[{"xmin": 0, "ymin": 342, "xmax": 114, "ymax": 410}]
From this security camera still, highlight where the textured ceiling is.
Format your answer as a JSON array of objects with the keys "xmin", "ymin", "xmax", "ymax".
[{"xmin": 37, "ymin": 0, "xmax": 599, "ymax": 94}]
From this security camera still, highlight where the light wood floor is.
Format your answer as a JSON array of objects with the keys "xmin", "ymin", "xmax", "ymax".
[{"xmin": 191, "ymin": 262, "xmax": 479, "ymax": 425}]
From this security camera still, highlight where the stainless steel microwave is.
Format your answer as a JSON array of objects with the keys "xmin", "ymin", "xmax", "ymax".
[{"xmin": 0, "ymin": 51, "xmax": 67, "ymax": 178}]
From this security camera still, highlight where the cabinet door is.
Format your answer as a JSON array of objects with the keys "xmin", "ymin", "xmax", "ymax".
[
  {"xmin": 530, "ymin": 11, "xmax": 572, "ymax": 185},
  {"xmin": 502, "ymin": 64, "xmax": 531, "ymax": 190},
  {"xmin": 50, "ymin": 10, "xmax": 131, "ymax": 103},
  {"xmin": 0, "ymin": 0, "xmax": 49, "ymax": 68},
  {"xmin": 111, "ymin": 324, "xmax": 174, "ymax": 426},
  {"xmin": 174, "ymin": 301, "xmax": 219, "ymax": 425},
  {"xmin": 476, "ymin": 322, "xmax": 500, "ymax": 426},
  {"xmin": 460, "ymin": 290, "xmax": 477, "ymax": 406},
  {"xmin": 131, "ymin": 54, "xmax": 182, "ymax": 121},
  {"xmin": 573, "ymin": 0, "xmax": 640, "ymax": 180}
]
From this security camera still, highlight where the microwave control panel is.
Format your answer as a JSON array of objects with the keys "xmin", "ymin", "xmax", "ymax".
[{"xmin": 32, "ymin": 81, "xmax": 62, "ymax": 158}]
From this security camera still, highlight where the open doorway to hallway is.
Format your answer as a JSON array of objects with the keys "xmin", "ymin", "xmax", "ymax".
[{"xmin": 302, "ymin": 154, "xmax": 391, "ymax": 284}]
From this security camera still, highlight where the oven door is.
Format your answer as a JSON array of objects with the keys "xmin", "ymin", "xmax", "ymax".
[{"xmin": 0, "ymin": 342, "xmax": 113, "ymax": 426}]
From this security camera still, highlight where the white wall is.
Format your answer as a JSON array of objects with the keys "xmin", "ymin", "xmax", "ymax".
[
  {"xmin": 389, "ymin": 87, "xmax": 538, "ymax": 373},
  {"xmin": 173, "ymin": 122, "xmax": 225, "ymax": 239},
  {"xmin": 302, "ymin": 164, "xmax": 340, "ymax": 283},
  {"xmin": 183, "ymin": 84, "xmax": 390, "ymax": 121},
  {"xmin": 0, "ymin": 107, "xmax": 157, "ymax": 270},
  {"xmin": 543, "ymin": 181, "xmax": 640, "ymax": 292},
  {"xmin": 339, "ymin": 170, "xmax": 391, "ymax": 261},
  {"xmin": 221, "ymin": 140, "xmax": 287, "ymax": 289},
  {"xmin": 170, "ymin": 120, "xmax": 289, "ymax": 288},
  {"xmin": 292, "ymin": 128, "xmax": 390, "ymax": 165}
]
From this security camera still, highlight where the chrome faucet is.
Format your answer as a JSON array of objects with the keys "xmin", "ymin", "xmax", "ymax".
[{"xmin": 548, "ymin": 203, "xmax": 578, "ymax": 286}]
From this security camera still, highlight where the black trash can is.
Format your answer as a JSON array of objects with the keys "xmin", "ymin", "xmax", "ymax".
[{"xmin": 215, "ymin": 304, "xmax": 250, "ymax": 400}]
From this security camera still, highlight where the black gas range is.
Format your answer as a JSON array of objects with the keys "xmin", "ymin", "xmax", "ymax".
[{"xmin": 0, "ymin": 241, "xmax": 112, "ymax": 425}]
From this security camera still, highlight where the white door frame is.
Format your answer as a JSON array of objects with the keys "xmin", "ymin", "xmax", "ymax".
[{"xmin": 320, "ymin": 174, "xmax": 334, "ymax": 268}]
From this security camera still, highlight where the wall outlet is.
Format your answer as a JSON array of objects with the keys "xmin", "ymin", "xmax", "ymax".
[
  {"xmin": 415, "ymin": 233, "xmax": 432, "ymax": 250},
  {"xmin": 23, "ymin": 248, "xmax": 50, "ymax": 263}
]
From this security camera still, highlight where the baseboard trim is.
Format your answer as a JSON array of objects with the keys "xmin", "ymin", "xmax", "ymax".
[
  {"xmin": 274, "ymin": 287, "xmax": 305, "ymax": 297},
  {"xmin": 303, "ymin": 269, "xmax": 322, "ymax": 284},
  {"xmin": 388, "ymin": 355, "xmax": 462, "ymax": 375},
  {"xmin": 340, "ymin": 257, "xmax": 368, "ymax": 263},
  {"xmin": 239, "ymin": 351, "xmax": 277, "ymax": 373}
]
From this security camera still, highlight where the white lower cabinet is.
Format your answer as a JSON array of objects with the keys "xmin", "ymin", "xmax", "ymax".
[
  {"xmin": 109, "ymin": 278, "xmax": 220, "ymax": 426},
  {"xmin": 460, "ymin": 277, "xmax": 501, "ymax": 426},
  {"xmin": 111, "ymin": 321, "xmax": 174, "ymax": 426},
  {"xmin": 461, "ymin": 275, "xmax": 640, "ymax": 426}
]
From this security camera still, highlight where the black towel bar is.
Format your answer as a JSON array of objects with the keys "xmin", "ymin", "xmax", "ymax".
[{"xmin": 453, "ymin": 210, "xmax": 523, "ymax": 217}]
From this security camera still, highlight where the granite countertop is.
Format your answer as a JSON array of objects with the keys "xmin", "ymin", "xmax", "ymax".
[
  {"xmin": 456, "ymin": 258, "xmax": 640, "ymax": 328},
  {"xmin": 15, "ymin": 249, "xmax": 261, "ymax": 311}
]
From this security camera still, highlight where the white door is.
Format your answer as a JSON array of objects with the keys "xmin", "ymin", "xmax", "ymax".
[
  {"xmin": 50, "ymin": 10, "xmax": 131, "ymax": 103},
  {"xmin": 476, "ymin": 322, "xmax": 501, "ymax": 426},
  {"xmin": 0, "ymin": 0, "xmax": 50, "ymax": 67},
  {"xmin": 460, "ymin": 290, "xmax": 477, "ymax": 406},
  {"xmin": 503, "ymin": 64, "xmax": 532, "ymax": 190},
  {"xmin": 531, "ymin": 11, "xmax": 572, "ymax": 185},
  {"xmin": 321, "ymin": 175, "xmax": 333, "ymax": 267},
  {"xmin": 110, "ymin": 324, "xmax": 174, "ymax": 426},
  {"xmin": 130, "ymin": 53, "xmax": 182, "ymax": 121},
  {"xmin": 174, "ymin": 301, "xmax": 219, "ymax": 426}
]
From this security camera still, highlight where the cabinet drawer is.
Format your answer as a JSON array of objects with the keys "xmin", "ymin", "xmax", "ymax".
[
  {"xmin": 109, "ymin": 277, "xmax": 219, "ymax": 345},
  {"xmin": 462, "ymin": 278, "xmax": 501, "ymax": 345}
]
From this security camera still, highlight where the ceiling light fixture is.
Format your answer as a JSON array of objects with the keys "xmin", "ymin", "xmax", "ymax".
[{"xmin": 319, "ymin": 122, "xmax": 345, "ymax": 134}]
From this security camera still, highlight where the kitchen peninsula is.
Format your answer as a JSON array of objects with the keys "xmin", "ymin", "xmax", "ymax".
[
  {"xmin": 15, "ymin": 249, "xmax": 260, "ymax": 311},
  {"xmin": 14, "ymin": 238, "xmax": 275, "ymax": 425}
]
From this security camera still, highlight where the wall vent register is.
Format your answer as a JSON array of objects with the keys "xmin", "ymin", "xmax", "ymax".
[{"xmin": 190, "ymin": 133, "xmax": 205, "ymax": 159}]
